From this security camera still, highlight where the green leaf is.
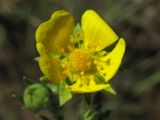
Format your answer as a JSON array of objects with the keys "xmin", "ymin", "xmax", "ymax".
[
  {"xmin": 59, "ymin": 82, "xmax": 72, "ymax": 106},
  {"xmin": 103, "ymin": 85, "xmax": 116, "ymax": 95}
]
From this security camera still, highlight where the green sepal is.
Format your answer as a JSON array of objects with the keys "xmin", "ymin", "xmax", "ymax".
[
  {"xmin": 94, "ymin": 73, "xmax": 116, "ymax": 95},
  {"xmin": 103, "ymin": 85, "xmax": 116, "ymax": 95},
  {"xmin": 73, "ymin": 23, "xmax": 84, "ymax": 47},
  {"xmin": 46, "ymin": 83, "xmax": 59, "ymax": 95},
  {"xmin": 39, "ymin": 76, "xmax": 48, "ymax": 82},
  {"xmin": 34, "ymin": 56, "xmax": 40, "ymax": 62},
  {"xmin": 59, "ymin": 81, "xmax": 72, "ymax": 106},
  {"xmin": 73, "ymin": 23, "xmax": 83, "ymax": 40},
  {"xmin": 22, "ymin": 76, "xmax": 34, "ymax": 86},
  {"xmin": 49, "ymin": 53, "xmax": 61, "ymax": 59},
  {"xmin": 95, "ymin": 73, "xmax": 108, "ymax": 84},
  {"xmin": 65, "ymin": 71, "xmax": 76, "ymax": 85}
]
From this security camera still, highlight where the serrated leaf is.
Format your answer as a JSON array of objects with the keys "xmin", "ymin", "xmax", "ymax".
[
  {"xmin": 59, "ymin": 82, "xmax": 72, "ymax": 106},
  {"xmin": 103, "ymin": 85, "xmax": 116, "ymax": 95}
]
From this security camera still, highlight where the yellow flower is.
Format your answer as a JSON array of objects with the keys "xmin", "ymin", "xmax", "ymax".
[{"xmin": 35, "ymin": 10, "xmax": 126, "ymax": 93}]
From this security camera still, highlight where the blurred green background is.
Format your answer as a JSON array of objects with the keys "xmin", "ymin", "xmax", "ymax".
[{"xmin": 0, "ymin": 0, "xmax": 160, "ymax": 120}]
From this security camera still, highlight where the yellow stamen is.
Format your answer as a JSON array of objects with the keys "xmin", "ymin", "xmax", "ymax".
[
  {"xmin": 69, "ymin": 49, "xmax": 94, "ymax": 73},
  {"xmin": 68, "ymin": 45, "xmax": 74, "ymax": 51},
  {"xmin": 87, "ymin": 62, "xmax": 92, "ymax": 69},
  {"xmin": 77, "ymin": 32, "xmax": 84, "ymax": 40},
  {"xmin": 57, "ymin": 48, "xmax": 64, "ymax": 54},
  {"xmin": 80, "ymin": 71, "xmax": 84, "ymax": 76},
  {"xmin": 55, "ymin": 58, "xmax": 61, "ymax": 63},
  {"xmin": 70, "ymin": 35, "xmax": 74, "ymax": 42},
  {"xmin": 64, "ymin": 63, "xmax": 71, "ymax": 69},
  {"xmin": 62, "ymin": 70, "xmax": 67, "ymax": 75}
]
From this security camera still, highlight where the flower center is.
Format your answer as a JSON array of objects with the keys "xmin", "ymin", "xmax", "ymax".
[{"xmin": 69, "ymin": 49, "xmax": 94, "ymax": 73}]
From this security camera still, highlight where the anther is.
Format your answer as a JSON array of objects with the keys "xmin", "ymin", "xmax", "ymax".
[
  {"xmin": 94, "ymin": 60, "xmax": 98, "ymax": 64},
  {"xmin": 55, "ymin": 58, "xmax": 61, "ymax": 63},
  {"xmin": 63, "ymin": 70, "xmax": 67, "ymax": 75},
  {"xmin": 64, "ymin": 64, "xmax": 71, "ymax": 69},
  {"xmin": 57, "ymin": 48, "xmax": 64, "ymax": 54},
  {"xmin": 68, "ymin": 45, "xmax": 74, "ymax": 51},
  {"xmin": 77, "ymin": 32, "xmax": 81, "ymax": 38},
  {"xmin": 87, "ymin": 62, "xmax": 92, "ymax": 69},
  {"xmin": 60, "ymin": 48, "xmax": 64, "ymax": 53},
  {"xmin": 80, "ymin": 71, "xmax": 84, "ymax": 76},
  {"xmin": 70, "ymin": 35, "xmax": 74, "ymax": 42},
  {"xmin": 69, "ymin": 49, "xmax": 94, "ymax": 73}
]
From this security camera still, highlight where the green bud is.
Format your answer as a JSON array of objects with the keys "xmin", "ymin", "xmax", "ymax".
[{"xmin": 23, "ymin": 83, "xmax": 49, "ymax": 110}]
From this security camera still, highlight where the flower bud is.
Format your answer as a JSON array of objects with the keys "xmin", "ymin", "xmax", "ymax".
[{"xmin": 23, "ymin": 83, "xmax": 49, "ymax": 110}]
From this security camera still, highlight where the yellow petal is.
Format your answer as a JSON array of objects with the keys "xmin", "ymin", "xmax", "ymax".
[
  {"xmin": 36, "ymin": 43, "xmax": 46, "ymax": 56},
  {"xmin": 36, "ymin": 10, "xmax": 74, "ymax": 55},
  {"xmin": 96, "ymin": 38, "xmax": 126, "ymax": 81},
  {"xmin": 67, "ymin": 75, "xmax": 109, "ymax": 93},
  {"xmin": 39, "ymin": 55, "xmax": 65, "ymax": 84},
  {"xmin": 81, "ymin": 10, "xmax": 118, "ymax": 52}
]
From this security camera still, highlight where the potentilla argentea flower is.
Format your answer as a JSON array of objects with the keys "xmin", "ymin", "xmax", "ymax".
[{"xmin": 35, "ymin": 10, "xmax": 126, "ymax": 93}]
